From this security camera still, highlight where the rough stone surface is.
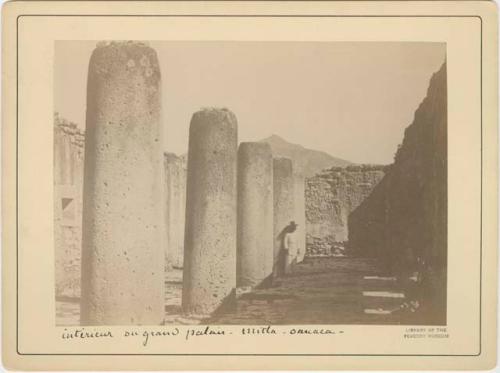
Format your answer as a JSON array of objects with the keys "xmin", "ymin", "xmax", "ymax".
[
  {"xmin": 182, "ymin": 108, "xmax": 238, "ymax": 315},
  {"xmin": 293, "ymin": 175, "xmax": 306, "ymax": 263},
  {"xmin": 80, "ymin": 41, "xmax": 165, "ymax": 325},
  {"xmin": 237, "ymin": 142, "xmax": 274, "ymax": 287},
  {"xmin": 305, "ymin": 165, "xmax": 386, "ymax": 255},
  {"xmin": 54, "ymin": 122, "xmax": 187, "ymax": 297},
  {"xmin": 164, "ymin": 152, "xmax": 187, "ymax": 269},
  {"xmin": 54, "ymin": 113, "xmax": 85, "ymax": 298},
  {"xmin": 273, "ymin": 157, "xmax": 295, "ymax": 273},
  {"xmin": 349, "ymin": 63, "xmax": 447, "ymax": 323}
]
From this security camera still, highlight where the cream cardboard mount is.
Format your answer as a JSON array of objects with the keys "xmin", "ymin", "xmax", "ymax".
[{"xmin": 1, "ymin": 0, "xmax": 498, "ymax": 371}]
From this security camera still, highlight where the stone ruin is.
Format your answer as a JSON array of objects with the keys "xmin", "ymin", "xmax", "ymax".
[
  {"xmin": 305, "ymin": 165, "xmax": 387, "ymax": 257},
  {"xmin": 182, "ymin": 108, "xmax": 238, "ymax": 315},
  {"xmin": 293, "ymin": 174, "xmax": 306, "ymax": 263},
  {"xmin": 80, "ymin": 41, "xmax": 165, "ymax": 325},
  {"xmin": 163, "ymin": 152, "xmax": 187, "ymax": 269},
  {"xmin": 272, "ymin": 157, "xmax": 296, "ymax": 275},
  {"xmin": 54, "ymin": 118, "xmax": 188, "ymax": 299},
  {"xmin": 54, "ymin": 41, "xmax": 447, "ymax": 324},
  {"xmin": 54, "ymin": 112, "xmax": 85, "ymax": 299},
  {"xmin": 349, "ymin": 63, "xmax": 447, "ymax": 323},
  {"xmin": 237, "ymin": 142, "xmax": 274, "ymax": 287}
]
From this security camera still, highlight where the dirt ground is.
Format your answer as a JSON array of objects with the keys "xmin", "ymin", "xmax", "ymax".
[{"xmin": 56, "ymin": 257, "xmax": 426, "ymax": 326}]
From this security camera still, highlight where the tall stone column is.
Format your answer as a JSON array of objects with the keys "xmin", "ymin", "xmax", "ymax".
[
  {"xmin": 237, "ymin": 142, "xmax": 273, "ymax": 287},
  {"xmin": 164, "ymin": 152, "xmax": 187, "ymax": 269},
  {"xmin": 182, "ymin": 108, "xmax": 238, "ymax": 315},
  {"xmin": 294, "ymin": 174, "xmax": 306, "ymax": 263},
  {"xmin": 81, "ymin": 41, "xmax": 164, "ymax": 325},
  {"xmin": 273, "ymin": 157, "xmax": 294, "ymax": 276}
]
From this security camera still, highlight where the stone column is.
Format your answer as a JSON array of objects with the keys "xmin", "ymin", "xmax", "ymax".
[
  {"xmin": 81, "ymin": 41, "xmax": 164, "ymax": 325},
  {"xmin": 273, "ymin": 157, "xmax": 294, "ymax": 276},
  {"xmin": 294, "ymin": 174, "xmax": 306, "ymax": 263},
  {"xmin": 237, "ymin": 142, "xmax": 273, "ymax": 287},
  {"xmin": 164, "ymin": 152, "xmax": 187, "ymax": 269},
  {"xmin": 182, "ymin": 108, "xmax": 238, "ymax": 315}
]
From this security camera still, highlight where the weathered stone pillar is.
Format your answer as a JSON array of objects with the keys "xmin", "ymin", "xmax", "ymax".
[
  {"xmin": 164, "ymin": 152, "xmax": 187, "ymax": 269},
  {"xmin": 273, "ymin": 157, "xmax": 294, "ymax": 276},
  {"xmin": 182, "ymin": 108, "xmax": 238, "ymax": 315},
  {"xmin": 81, "ymin": 41, "xmax": 164, "ymax": 325},
  {"xmin": 237, "ymin": 142, "xmax": 273, "ymax": 287},
  {"xmin": 294, "ymin": 174, "xmax": 306, "ymax": 263}
]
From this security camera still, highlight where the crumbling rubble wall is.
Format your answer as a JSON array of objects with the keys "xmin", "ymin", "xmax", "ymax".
[
  {"xmin": 54, "ymin": 113, "xmax": 85, "ymax": 298},
  {"xmin": 305, "ymin": 165, "xmax": 386, "ymax": 256}
]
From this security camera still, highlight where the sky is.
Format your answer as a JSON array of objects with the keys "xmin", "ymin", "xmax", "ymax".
[{"xmin": 55, "ymin": 41, "xmax": 445, "ymax": 165}]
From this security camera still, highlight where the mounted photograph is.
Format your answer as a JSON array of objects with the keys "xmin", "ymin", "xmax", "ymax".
[
  {"xmin": 3, "ymin": 1, "xmax": 497, "ymax": 370},
  {"xmin": 54, "ymin": 40, "xmax": 447, "ymax": 327}
]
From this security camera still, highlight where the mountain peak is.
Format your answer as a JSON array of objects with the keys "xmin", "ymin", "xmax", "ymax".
[
  {"xmin": 259, "ymin": 134, "xmax": 354, "ymax": 177},
  {"xmin": 262, "ymin": 134, "xmax": 287, "ymax": 144}
]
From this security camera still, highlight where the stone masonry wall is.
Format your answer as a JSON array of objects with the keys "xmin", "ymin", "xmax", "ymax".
[
  {"xmin": 305, "ymin": 165, "xmax": 386, "ymax": 256},
  {"xmin": 54, "ymin": 113, "xmax": 85, "ymax": 298}
]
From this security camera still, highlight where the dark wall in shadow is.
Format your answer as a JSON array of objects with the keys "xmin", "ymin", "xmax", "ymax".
[{"xmin": 348, "ymin": 62, "xmax": 448, "ymax": 324}]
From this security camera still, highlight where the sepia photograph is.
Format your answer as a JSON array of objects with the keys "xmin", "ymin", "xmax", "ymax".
[
  {"xmin": 2, "ymin": 0, "xmax": 497, "ymax": 369},
  {"xmin": 54, "ymin": 40, "xmax": 447, "ymax": 327}
]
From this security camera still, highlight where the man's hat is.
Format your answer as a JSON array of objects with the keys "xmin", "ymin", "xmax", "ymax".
[{"xmin": 290, "ymin": 221, "xmax": 298, "ymax": 227}]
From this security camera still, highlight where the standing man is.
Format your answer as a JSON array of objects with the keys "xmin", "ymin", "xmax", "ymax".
[{"xmin": 282, "ymin": 221, "xmax": 298, "ymax": 275}]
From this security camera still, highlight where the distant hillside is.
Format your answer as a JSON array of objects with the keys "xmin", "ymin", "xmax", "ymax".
[{"xmin": 259, "ymin": 134, "xmax": 353, "ymax": 177}]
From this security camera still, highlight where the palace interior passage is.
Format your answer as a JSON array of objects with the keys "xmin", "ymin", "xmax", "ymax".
[
  {"xmin": 54, "ymin": 42, "xmax": 446, "ymax": 325},
  {"xmin": 57, "ymin": 258, "xmax": 434, "ymax": 326}
]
